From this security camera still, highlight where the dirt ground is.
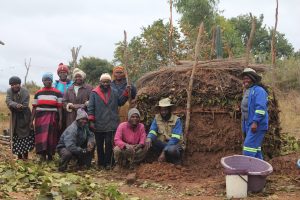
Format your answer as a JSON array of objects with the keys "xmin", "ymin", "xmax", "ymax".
[{"xmin": 1, "ymin": 143, "xmax": 299, "ymax": 200}]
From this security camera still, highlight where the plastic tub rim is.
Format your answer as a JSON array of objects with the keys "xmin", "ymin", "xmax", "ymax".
[{"xmin": 220, "ymin": 154, "xmax": 273, "ymax": 175}]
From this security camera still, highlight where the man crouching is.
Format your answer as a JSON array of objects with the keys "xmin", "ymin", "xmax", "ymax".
[
  {"xmin": 57, "ymin": 109, "xmax": 95, "ymax": 172},
  {"xmin": 113, "ymin": 108, "xmax": 147, "ymax": 170}
]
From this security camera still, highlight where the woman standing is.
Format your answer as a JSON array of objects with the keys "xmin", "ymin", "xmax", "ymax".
[
  {"xmin": 241, "ymin": 68, "xmax": 268, "ymax": 160},
  {"xmin": 31, "ymin": 73, "xmax": 63, "ymax": 161},
  {"xmin": 6, "ymin": 76, "xmax": 34, "ymax": 159},
  {"xmin": 63, "ymin": 68, "xmax": 93, "ymax": 127}
]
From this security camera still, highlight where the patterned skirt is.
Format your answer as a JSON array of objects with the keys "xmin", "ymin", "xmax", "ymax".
[
  {"xmin": 12, "ymin": 131, "xmax": 35, "ymax": 155},
  {"xmin": 35, "ymin": 111, "xmax": 58, "ymax": 155}
]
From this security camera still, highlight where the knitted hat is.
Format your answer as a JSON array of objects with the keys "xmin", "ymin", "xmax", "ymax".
[
  {"xmin": 128, "ymin": 108, "xmax": 140, "ymax": 120},
  {"xmin": 57, "ymin": 63, "xmax": 69, "ymax": 74},
  {"xmin": 73, "ymin": 68, "xmax": 86, "ymax": 80},
  {"xmin": 99, "ymin": 73, "xmax": 112, "ymax": 81},
  {"xmin": 76, "ymin": 108, "xmax": 88, "ymax": 120},
  {"xmin": 42, "ymin": 72, "xmax": 53, "ymax": 81},
  {"xmin": 9, "ymin": 76, "xmax": 21, "ymax": 85}
]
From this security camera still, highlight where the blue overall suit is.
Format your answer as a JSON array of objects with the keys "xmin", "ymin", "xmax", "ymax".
[{"xmin": 242, "ymin": 85, "xmax": 268, "ymax": 160}]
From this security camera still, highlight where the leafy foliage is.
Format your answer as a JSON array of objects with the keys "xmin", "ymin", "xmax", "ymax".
[
  {"xmin": 174, "ymin": 0, "xmax": 219, "ymax": 29},
  {"xmin": 0, "ymin": 160, "xmax": 126, "ymax": 199},
  {"xmin": 114, "ymin": 19, "xmax": 183, "ymax": 81}
]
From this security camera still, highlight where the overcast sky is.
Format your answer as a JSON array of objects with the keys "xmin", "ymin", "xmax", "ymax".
[{"xmin": 0, "ymin": 0, "xmax": 299, "ymax": 91}]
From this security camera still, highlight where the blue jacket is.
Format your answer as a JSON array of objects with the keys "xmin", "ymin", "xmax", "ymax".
[
  {"xmin": 54, "ymin": 80, "xmax": 73, "ymax": 95},
  {"xmin": 242, "ymin": 85, "xmax": 268, "ymax": 132}
]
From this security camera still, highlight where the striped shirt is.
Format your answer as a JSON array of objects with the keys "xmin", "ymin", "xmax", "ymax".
[{"xmin": 32, "ymin": 87, "xmax": 63, "ymax": 111}]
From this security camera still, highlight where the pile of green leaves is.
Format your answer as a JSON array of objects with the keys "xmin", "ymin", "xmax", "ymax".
[{"xmin": 0, "ymin": 160, "xmax": 125, "ymax": 200}]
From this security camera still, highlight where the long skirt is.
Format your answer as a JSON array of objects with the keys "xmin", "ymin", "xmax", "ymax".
[
  {"xmin": 12, "ymin": 131, "xmax": 35, "ymax": 155},
  {"xmin": 35, "ymin": 111, "xmax": 58, "ymax": 155}
]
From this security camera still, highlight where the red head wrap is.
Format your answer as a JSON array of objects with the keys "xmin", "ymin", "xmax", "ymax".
[{"xmin": 57, "ymin": 63, "xmax": 69, "ymax": 74}]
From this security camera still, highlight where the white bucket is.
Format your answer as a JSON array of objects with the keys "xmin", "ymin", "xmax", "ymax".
[{"xmin": 226, "ymin": 175, "xmax": 248, "ymax": 198}]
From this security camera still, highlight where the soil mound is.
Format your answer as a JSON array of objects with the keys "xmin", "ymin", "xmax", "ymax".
[{"xmin": 269, "ymin": 153, "xmax": 300, "ymax": 176}]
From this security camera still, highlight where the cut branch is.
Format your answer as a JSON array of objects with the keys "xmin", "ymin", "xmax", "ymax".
[
  {"xmin": 184, "ymin": 22, "xmax": 204, "ymax": 144},
  {"xmin": 245, "ymin": 13, "xmax": 256, "ymax": 67},
  {"xmin": 271, "ymin": 0, "xmax": 279, "ymax": 68},
  {"xmin": 123, "ymin": 30, "xmax": 132, "ymax": 106},
  {"xmin": 168, "ymin": 0, "xmax": 174, "ymax": 65}
]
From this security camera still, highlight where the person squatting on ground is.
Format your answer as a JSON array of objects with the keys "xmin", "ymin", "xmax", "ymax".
[
  {"xmin": 145, "ymin": 98, "xmax": 183, "ymax": 164},
  {"xmin": 63, "ymin": 68, "xmax": 93, "ymax": 127},
  {"xmin": 113, "ymin": 108, "xmax": 147, "ymax": 170},
  {"xmin": 6, "ymin": 76, "xmax": 34, "ymax": 160},
  {"xmin": 241, "ymin": 68, "xmax": 268, "ymax": 160},
  {"xmin": 111, "ymin": 66, "xmax": 137, "ymax": 122},
  {"xmin": 56, "ymin": 109, "xmax": 95, "ymax": 172},
  {"xmin": 31, "ymin": 72, "xmax": 63, "ymax": 161},
  {"xmin": 88, "ymin": 73, "xmax": 129, "ymax": 170}
]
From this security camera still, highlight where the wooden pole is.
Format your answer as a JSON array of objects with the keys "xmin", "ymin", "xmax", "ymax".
[
  {"xmin": 123, "ymin": 30, "xmax": 132, "ymax": 106},
  {"xmin": 245, "ymin": 13, "xmax": 256, "ymax": 67},
  {"xmin": 184, "ymin": 22, "xmax": 204, "ymax": 148},
  {"xmin": 168, "ymin": 0, "xmax": 174, "ymax": 65},
  {"xmin": 210, "ymin": 26, "xmax": 216, "ymax": 60},
  {"xmin": 271, "ymin": 0, "xmax": 279, "ymax": 68}
]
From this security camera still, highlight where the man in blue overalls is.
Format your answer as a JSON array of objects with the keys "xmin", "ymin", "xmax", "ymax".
[{"xmin": 241, "ymin": 68, "xmax": 268, "ymax": 160}]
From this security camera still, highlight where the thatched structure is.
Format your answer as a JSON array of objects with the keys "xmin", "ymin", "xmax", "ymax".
[{"xmin": 136, "ymin": 59, "xmax": 281, "ymax": 173}]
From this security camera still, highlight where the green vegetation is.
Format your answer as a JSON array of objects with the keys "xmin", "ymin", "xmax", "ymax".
[{"xmin": 0, "ymin": 160, "xmax": 127, "ymax": 200}]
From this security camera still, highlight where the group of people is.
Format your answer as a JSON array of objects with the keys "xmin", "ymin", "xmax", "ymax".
[
  {"xmin": 5, "ymin": 63, "xmax": 184, "ymax": 171},
  {"xmin": 5, "ymin": 63, "xmax": 269, "ymax": 172}
]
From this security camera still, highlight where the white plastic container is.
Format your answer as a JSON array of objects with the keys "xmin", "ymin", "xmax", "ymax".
[{"xmin": 226, "ymin": 175, "xmax": 248, "ymax": 198}]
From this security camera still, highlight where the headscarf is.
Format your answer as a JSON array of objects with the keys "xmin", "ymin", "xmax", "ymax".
[
  {"xmin": 99, "ymin": 73, "xmax": 112, "ymax": 81},
  {"xmin": 42, "ymin": 72, "xmax": 53, "ymax": 81},
  {"xmin": 128, "ymin": 108, "xmax": 140, "ymax": 120},
  {"xmin": 113, "ymin": 66, "xmax": 126, "ymax": 79},
  {"xmin": 9, "ymin": 76, "xmax": 21, "ymax": 85},
  {"xmin": 57, "ymin": 63, "xmax": 69, "ymax": 74},
  {"xmin": 73, "ymin": 68, "xmax": 86, "ymax": 80},
  {"xmin": 241, "ymin": 68, "xmax": 262, "ymax": 83}
]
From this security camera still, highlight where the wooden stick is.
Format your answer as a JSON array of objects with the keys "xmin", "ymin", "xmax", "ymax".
[
  {"xmin": 210, "ymin": 26, "xmax": 216, "ymax": 60},
  {"xmin": 9, "ymin": 110, "xmax": 13, "ymax": 151},
  {"xmin": 168, "ymin": 0, "xmax": 174, "ymax": 65},
  {"xmin": 123, "ymin": 30, "xmax": 132, "ymax": 106},
  {"xmin": 271, "ymin": 0, "xmax": 279, "ymax": 68},
  {"xmin": 184, "ymin": 22, "xmax": 204, "ymax": 146},
  {"xmin": 245, "ymin": 13, "xmax": 256, "ymax": 67}
]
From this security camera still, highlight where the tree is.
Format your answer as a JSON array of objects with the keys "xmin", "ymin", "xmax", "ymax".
[
  {"xmin": 215, "ymin": 15, "xmax": 244, "ymax": 58},
  {"xmin": 174, "ymin": 0, "xmax": 218, "ymax": 29},
  {"xmin": 78, "ymin": 56, "xmax": 113, "ymax": 86},
  {"xmin": 273, "ymin": 31, "xmax": 294, "ymax": 58},
  {"xmin": 24, "ymin": 58, "xmax": 31, "ymax": 86},
  {"xmin": 229, "ymin": 13, "xmax": 294, "ymax": 59},
  {"xmin": 114, "ymin": 19, "xmax": 182, "ymax": 81}
]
